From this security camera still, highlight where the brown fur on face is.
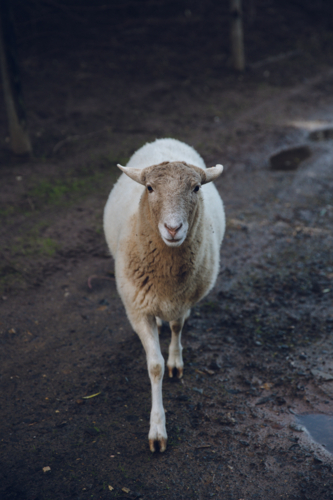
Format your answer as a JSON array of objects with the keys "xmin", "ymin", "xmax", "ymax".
[
  {"xmin": 120, "ymin": 164, "xmax": 216, "ymax": 321},
  {"xmin": 141, "ymin": 161, "xmax": 203, "ymax": 185}
]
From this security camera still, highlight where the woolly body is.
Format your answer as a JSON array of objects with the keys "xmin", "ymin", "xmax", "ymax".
[
  {"xmin": 103, "ymin": 138, "xmax": 225, "ymax": 451},
  {"xmin": 104, "ymin": 138, "xmax": 225, "ymax": 319}
]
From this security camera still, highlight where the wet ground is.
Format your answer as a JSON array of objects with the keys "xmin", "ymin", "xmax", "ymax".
[{"xmin": 1, "ymin": 2, "xmax": 333, "ymax": 499}]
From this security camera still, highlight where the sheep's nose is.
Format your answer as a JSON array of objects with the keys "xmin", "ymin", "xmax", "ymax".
[{"xmin": 165, "ymin": 223, "xmax": 182, "ymax": 239}]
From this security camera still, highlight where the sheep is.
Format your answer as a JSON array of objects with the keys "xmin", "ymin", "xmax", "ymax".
[{"xmin": 103, "ymin": 138, "xmax": 225, "ymax": 452}]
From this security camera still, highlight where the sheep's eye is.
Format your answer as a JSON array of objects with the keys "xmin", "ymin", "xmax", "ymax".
[
  {"xmin": 147, "ymin": 185, "xmax": 153, "ymax": 193},
  {"xmin": 193, "ymin": 185, "xmax": 200, "ymax": 193}
]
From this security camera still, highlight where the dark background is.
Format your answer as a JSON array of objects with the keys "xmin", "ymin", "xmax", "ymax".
[{"xmin": 2, "ymin": 0, "xmax": 333, "ymax": 160}]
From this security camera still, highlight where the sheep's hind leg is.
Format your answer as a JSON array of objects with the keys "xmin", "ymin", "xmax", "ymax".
[
  {"xmin": 167, "ymin": 316, "xmax": 186, "ymax": 379},
  {"xmin": 156, "ymin": 316, "xmax": 163, "ymax": 335},
  {"xmin": 129, "ymin": 314, "xmax": 167, "ymax": 452},
  {"xmin": 184, "ymin": 308, "xmax": 191, "ymax": 321}
]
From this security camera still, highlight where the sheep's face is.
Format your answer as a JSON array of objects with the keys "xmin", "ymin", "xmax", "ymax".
[
  {"xmin": 117, "ymin": 161, "xmax": 223, "ymax": 248},
  {"xmin": 143, "ymin": 162, "xmax": 202, "ymax": 247}
]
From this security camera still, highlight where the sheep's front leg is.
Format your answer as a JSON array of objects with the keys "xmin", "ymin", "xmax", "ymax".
[{"xmin": 131, "ymin": 315, "xmax": 167, "ymax": 452}]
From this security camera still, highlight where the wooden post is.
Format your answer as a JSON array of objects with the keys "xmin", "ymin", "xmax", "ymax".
[
  {"xmin": 230, "ymin": 0, "xmax": 245, "ymax": 72},
  {"xmin": 0, "ymin": 0, "xmax": 32, "ymax": 156}
]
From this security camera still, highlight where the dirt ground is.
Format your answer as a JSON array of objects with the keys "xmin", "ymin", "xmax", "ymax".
[{"xmin": 1, "ymin": 2, "xmax": 333, "ymax": 499}]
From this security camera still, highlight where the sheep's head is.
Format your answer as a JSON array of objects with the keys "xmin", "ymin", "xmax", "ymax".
[{"xmin": 117, "ymin": 161, "xmax": 223, "ymax": 247}]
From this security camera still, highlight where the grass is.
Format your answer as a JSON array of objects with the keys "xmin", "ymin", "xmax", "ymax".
[
  {"xmin": 0, "ymin": 266, "xmax": 26, "ymax": 294},
  {"xmin": 0, "ymin": 206, "xmax": 15, "ymax": 217},
  {"xmin": 10, "ymin": 224, "xmax": 61, "ymax": 258},
  {"xmin": 27, "ymin": 173, "xmax": 105, "ymax": 208},
  {"xmin": 0, "ymin": 221, "xmax": 62, "ymax": 294},
  {"xmin": 199, "ymin": 301, "xmax": 220, "ymax": 313},
  {"xmin": 0, "ymin": 152, "xmax": 125, "ymax": 223},
  {"xmin": 118, "ymin": 464, "xmax": 129, "ymax": 478}
]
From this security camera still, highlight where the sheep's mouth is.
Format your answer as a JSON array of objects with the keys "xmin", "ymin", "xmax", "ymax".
[
  {"xmin": 166, "ymin": 237, "xmax": 181, "ymax": 242},
  {"xmin": 163, "ymin": 236, "xmax": 184, "ymax": 247}
]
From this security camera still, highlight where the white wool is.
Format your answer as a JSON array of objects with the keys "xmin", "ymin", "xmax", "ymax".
[{"xmin": 126, "ymin": 138, "xmax": 206, "ymax": 170}]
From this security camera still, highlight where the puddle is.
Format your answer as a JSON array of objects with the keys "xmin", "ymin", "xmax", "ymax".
[
  {"xmin": 270, "ymin": 145, "xmax": 311, "ymax": 170},
  {"xmin": 297, "ymin": 414, "xmax": 333, "ymax": 454},
  {"xmin": 309, "ymin": 127, "xmax": 333, "ymax": 141}
]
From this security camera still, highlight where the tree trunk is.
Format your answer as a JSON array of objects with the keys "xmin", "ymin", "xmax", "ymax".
[
  {"xmin": 230, "ymin": 0, "xmax": 245, "ymax": 72},
  {"xmin": 0, "ymin": 0, "xmax": 31, "ymax": 156}
]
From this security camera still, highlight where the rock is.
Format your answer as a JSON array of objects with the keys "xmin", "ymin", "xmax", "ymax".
[
  {"xmin": 209, "ymin": 360, "xmax": 221, "ymax": 371},
  {"xmin": 309, "ymin": 128, "xmax": 333, "ymax": 141},
  {"xmin": 217, "ymin": 413, "xmax": 237, "ymax": 426},
  {"xmin": 276, "ymin": 396, "xmax": 286, "ymax": 406},
  {"xmin": 270, "ymin": 145, "xmax": 311, "ymax": 171},
  {"xmin": 311, "ymin": 369, "xmax": 333, "ymax": 381},
  {"xmin": 290, "ymin": 423, "xmax": 305, "ymax": 432},
  {"xmin": 255, "ymin": 396, "xmax": 273, "ymax": 405}
]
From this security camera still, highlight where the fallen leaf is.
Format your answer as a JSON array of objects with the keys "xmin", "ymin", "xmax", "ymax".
[
  {"xmin": 204, "ymin": 368, "xmax": 215, "ymax": 376},
  {"xmin": 122, "ymin": 487, "xmax": 131, "ymax": 493},
  {"xmin": 227, "ymin": 218, "xmax": 248, "ymax": 231},
  {"xmin": 271, "ymin": 422, "xmax": 284, "ymax": 430},
  {"xmin": 97, "ymin": 305, "xmax": 108, "ymax": 311},
  {"xmin": 108, "ymin": 485, "xmax": 114, "ymax": 491},
  {"xmin": 260, "ymin": 382, "xmax": 273, "ymax": 390},
  {"xmin": 83, "ymin": 392, "xmax": 101, "ymax": 399}
]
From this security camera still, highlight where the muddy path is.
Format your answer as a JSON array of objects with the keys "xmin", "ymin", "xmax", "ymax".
[{"xmin": 1, "ymin": 13, "xmax": 333, "ymax": 499}]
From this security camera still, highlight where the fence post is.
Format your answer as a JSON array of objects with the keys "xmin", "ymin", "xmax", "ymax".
[
  {"xmin": 0, "ymin": 0, "xmax": 32, "ymax": 155},
  {"xmin": 230, "ymin": 0, "xmax": 245, "ymax": 71}
]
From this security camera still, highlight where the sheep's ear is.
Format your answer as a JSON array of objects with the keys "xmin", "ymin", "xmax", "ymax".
[
  {"xmin": 201, "ymin": 164, "xmax": 224, "ymax": 184},
  {"xmin": 117, "ymin": 164, "xmax": 145, "ymax": 185}
]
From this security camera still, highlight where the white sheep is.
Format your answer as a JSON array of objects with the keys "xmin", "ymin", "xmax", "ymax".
[{"xmin": 104, "ymin": 138, "xmax": 225, "ymax": 452}]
